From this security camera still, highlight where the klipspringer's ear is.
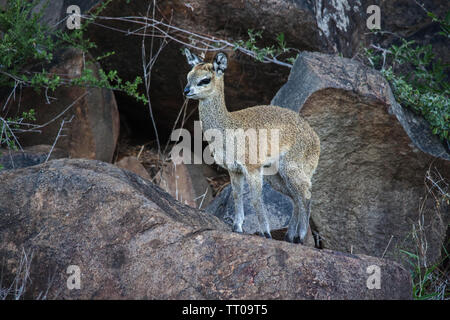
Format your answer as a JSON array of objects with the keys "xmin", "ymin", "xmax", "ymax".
[
  {"xmin": 213, "ymin": 52, "xmax": 227, "ymax": 76},
  {"xmin": 184, "ymin": 48, "xmax": 202, "ymax": 68}
]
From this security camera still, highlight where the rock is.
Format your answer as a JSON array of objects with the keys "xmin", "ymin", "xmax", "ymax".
[
  {"xmin": 271, "ymin": 51, "xmax": 450, "ymax": 265},
  {"xmin": 184, "ymin": 162, "xmax": 215, "ymax": 209},
  {"xmin": 0, "ymin": 159, "xmax": 411, "ymax": 299},
  {"xmin": 0, "ymin": 145, "xmax": 68, "ymax": 170},
  {"xmin": 115, "ymin": 156, "xmax": 151, "ymax": 180},
  {"xmin": 206, "ymin": 184, "xmax": 316, "ymax": 247},
  {"xmin": 312, "ymin": 0, "xmax": 449, "ymax": 62},
  {"xmin": 207, "ymin": 183, "xmax": 290, "ymax": 232},
  {"xmin": 1, "ymin": 47, "xmax": 119, "ymax": 163},
  {"xmin": 33, "ymin": 0, "xmax": 101, "ymax": 30},
  {"xmin": 156, "ymin": 161, "xmax": 198, "ymax": 208},
  {"xmin": 156, "ymin": 150, "xmax": 215, "ymax": 208}
]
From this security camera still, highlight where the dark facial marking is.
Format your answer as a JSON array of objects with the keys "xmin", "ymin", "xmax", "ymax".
[{"xmin": 197, "ymin": 78, "xmax": 211, "ymax": 86}]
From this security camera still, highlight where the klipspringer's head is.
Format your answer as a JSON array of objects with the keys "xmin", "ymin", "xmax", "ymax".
[{"xmin": 183, "ymin": 48, "xmax": 228, "ymax": 100}]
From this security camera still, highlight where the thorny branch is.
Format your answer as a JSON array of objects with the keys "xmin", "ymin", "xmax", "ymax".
[
  {"xmin": 45, "ymin": 115, "xmax": 75, "ymax": 162},
  {"xmin": 80, "ymin": 14, "xmax": 294, "ymax": 68}
]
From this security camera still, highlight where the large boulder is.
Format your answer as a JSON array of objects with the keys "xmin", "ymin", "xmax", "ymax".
[
  {"xmin": 272, "ymin": 51, "xmax": 450, "ymax": 265},
  {"xmin": 0, "ymin": 145, "xmax": 68, "ymax": 171},
  {"xmin": 2, "ymin": 48, "xmax": 120, "ymax": 162},
  {"xmin": 0, "ymin": 159, "xmax": 411, "ymax": 299},
  {"xmin": 115, "ymin": 156, "xmax": 151, "ymax": 180},
  {"xmin": 29, "ymin": 0, "xmax": 100, "ymax": 28},
  {"xmin": 206, "ymin": 183, "xmax": 292, "ymax": 234},
  {"xmin": 156, "ymin": 161, "xmax": 198, "ymax": 208},
  {"xmin": 156, "ymin": 152, "xmax": 215, "ymax": 209},
  {"xmin": 184, "ymin": 162, "xmax": 215, "ymax": 209},
  {"xmin": 312, "ymin": 0, "xmax": 449, "ymax": 61}
]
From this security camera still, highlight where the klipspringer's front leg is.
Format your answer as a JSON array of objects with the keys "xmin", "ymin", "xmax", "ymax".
[
  {"xmin": 285, "ymin": 196, "xmax": 302, "ymax": 243},
  {"xmin": 229, "ymin": 172, "xmax": 245, "ymax": 233},
  {"xmin": 245, "ymin": 169, "xmax": 271, "ymax": 239},
  {"xmin": 296, "ymin": 198, "xmax": 311, "ymax": 244}
]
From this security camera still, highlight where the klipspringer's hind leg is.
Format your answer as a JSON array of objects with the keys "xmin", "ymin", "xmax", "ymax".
[
  {"xmin": 284, "ymin": 196, "xmax": 302, "ymax": 243},
  {"xmin": 245, "ymin": 169, "xmax": 271, "ymax": 239},
  {"xmin": 286, "ymin": 193, "xmax": 311, "ymax": 244},
  {"xmin": 296, "ymin": 198, "xmax": 311, "ymax": 243},
  {"xmin": 279, "ymin": 162, "xmax": 312, "ymax": 244},
  {"xmin": 229, "ymin": 172, "xmax": 245, "ymax": 233}
]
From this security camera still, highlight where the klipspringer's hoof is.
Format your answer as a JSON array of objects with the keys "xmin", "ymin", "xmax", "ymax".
[
  {"xmin": 284, "ymin": 234, "xmax": 304, "ymax": 244},
  {"xmin": 256, "ymin": 231, "xmax": 272, "ymax": 239},
  {"xmin": 232, "ymin": 224, "xmax": 243, "ymax": 233},
  {"xmin": 293, "ymin": 236, "xmax": 304, "ymax": 244}
]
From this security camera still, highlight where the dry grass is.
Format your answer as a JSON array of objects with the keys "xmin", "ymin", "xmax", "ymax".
[
  {"xmin": 400, "ymin": 165, "xmax": 449, "ymax": 300},
  {"xmin": 0, "ymin": 248, "xmax": 33, "ymax": 300}
]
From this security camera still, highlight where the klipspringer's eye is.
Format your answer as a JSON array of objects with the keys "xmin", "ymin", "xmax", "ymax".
[{"xmin": 197, "ymin": 78, "xmax": 211, "ymax": 86}]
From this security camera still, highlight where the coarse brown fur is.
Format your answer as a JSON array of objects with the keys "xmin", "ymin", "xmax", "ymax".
[{"xmin": 184, "ymin": 49, "xmax": 320, "ymax": 243}]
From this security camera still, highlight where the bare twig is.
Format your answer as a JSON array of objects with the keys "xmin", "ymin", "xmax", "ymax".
[
  {"xmin": 381, "ymin": 235, "xmax": 394, "ymax": 259},
  {"xmin": 80, "ymin": 14, "xmax": 294, "ymax": 68},
  {"xmin": 196, "ymin": 187, "xmax": 209, "ymax": 209},
  {"xmin": 136, "ymin": 144, "xmax": 145, "ymax": 160},
  {"xmin": 370, "ymin": 44, "xmax": 391, "ymax": 70},
  {"xmin": 0, "ymin": 116, "xmax": 24, "ymax": 151},
  {"xmin": 2, "ymin": 81, "xmax": 19, "ymax": 112},
  {"xmin": 21, "ymin": 91, "xmax": 89, "ymax": 133},
  {"xmin": 0, "ymin": 248, "xmax": 34, "ymax": 300},
  {"xmin": 45, "ymin": 115, "xmax": 74, "ymax": 162},
  {"xmin": 141, "ymin": 0, "xmax": 169, "ymax": 156}
]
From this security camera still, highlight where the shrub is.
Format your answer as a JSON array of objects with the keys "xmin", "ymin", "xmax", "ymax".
[
  {"xmin": 0, "ymin": 0, "xmax": 146, "ymax": 149},
  {"xmin": 364, "ymin": 10, "xmax": 449, "ymax": 146}
]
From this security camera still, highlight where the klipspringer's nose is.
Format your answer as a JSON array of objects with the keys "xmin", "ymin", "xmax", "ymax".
[{"xmin": 183, "ymin": 85, "xmax": 191, "ymax": 96}]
